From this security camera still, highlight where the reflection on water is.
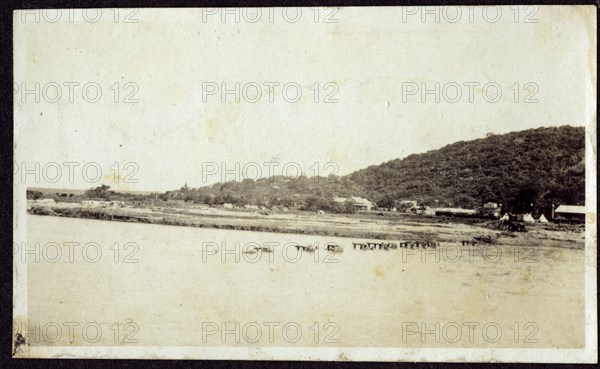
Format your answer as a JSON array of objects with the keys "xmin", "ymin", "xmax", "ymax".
[{"xmin": 25, "ymin": 215, "xmax": 584, "ymax": 348}]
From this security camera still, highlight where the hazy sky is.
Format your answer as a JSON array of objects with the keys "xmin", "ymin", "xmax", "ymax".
[{"xmin": 14, "ymin": 6, "xmax": 596, "ymax": 192}]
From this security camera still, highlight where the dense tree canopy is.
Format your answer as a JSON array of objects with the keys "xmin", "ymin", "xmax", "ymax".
[{"xmin": 348, "ymin": 125, "xmax": 585, "ymax": 213}]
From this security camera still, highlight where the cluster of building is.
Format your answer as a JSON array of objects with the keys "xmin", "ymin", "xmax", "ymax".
[
  {"xmin": 427, "ymin": 202, "xmax": 585, "ymax": 224},
  {"xmin": 496, "ymin": 206, "xmax": 586, "ymax": 224},
  {"xmin": 31, "ymin": 192, "xmax": 585, "ymax": 224},
  {"xmin": 331, "ymin": 197, "xmax": 586, "ymax": 224}
]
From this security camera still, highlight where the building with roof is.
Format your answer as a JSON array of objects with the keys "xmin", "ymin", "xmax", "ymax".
[
  {"xmin": 554, "ymin": 205, "xmax": 585, "ymax": 223},
  {"xmin": 333, "ymin": 197, "xmax": 373, "ymax": 211}
]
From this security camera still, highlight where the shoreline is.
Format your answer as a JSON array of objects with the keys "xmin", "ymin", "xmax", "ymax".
[
  {"xmin": 27, "ymin": 205, "xmax": 585, "ymax": 250},
  {"xmin": 27, "ymin": 205, "xmax": 431, "ymax": 241}
]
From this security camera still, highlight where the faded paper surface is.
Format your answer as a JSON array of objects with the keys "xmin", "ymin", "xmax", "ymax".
[{"xmin": 13, "ymin": 6, "xmax": 597, "ymax": 362}]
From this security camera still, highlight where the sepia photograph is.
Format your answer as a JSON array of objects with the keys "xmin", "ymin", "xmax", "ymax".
[{"xmin": 12, "ymin": 5, "xmax": 597, "ymax": 362}]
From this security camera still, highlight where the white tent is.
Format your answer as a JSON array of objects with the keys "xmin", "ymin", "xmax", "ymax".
[
  {"xmin": 500, "ymin": 213, "xmax": 509, "ymax": 221},
  {"xmin": 537, "ymin": 214, "xmax": 549, "ymax": 223},
  {"xmin": 523, "ymin": 213, "xmax": 536, "ymax": 223}
]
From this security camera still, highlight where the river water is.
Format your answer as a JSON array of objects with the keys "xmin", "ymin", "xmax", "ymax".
[{"xmin": 24, "ymin": 215, "xmax": 584, "ymax": 348}]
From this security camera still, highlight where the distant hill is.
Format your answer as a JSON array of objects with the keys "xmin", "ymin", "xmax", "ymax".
[
  {"xmin": 159, "ymin": 125, "xmax": 584, "ymax": 214},
  {"xmin": 27, "ymin": 187, "xmax": 155, "ymax": 196},
  {"xmin": 347, "ymin": 125, "xmax": 585, "ymax": 212},
  {"xmin": 35, "ymin": 126, "xmax": 584, "ymax": 215}
]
